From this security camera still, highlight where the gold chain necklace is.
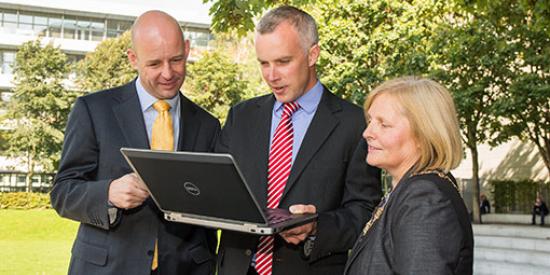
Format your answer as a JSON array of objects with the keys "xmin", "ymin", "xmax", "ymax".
[{"xmin": 361, "ymin": 170, "xmax": 460, "ymax": 236}]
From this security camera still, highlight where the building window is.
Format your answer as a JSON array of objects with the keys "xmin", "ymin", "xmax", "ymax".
[
  {"xmin": 91, "ymin": 21, "xmax": 105, "ymax": 41},
  {"xmin": 66, "ymin": 54, "xmax": 84, "ymax": 64},
  {"xmin": 0, "ymin": 8, "xmax": 133, "ymax": 41},
  {"xmin": 183, "ymin": 27, "xmax": 212, "ymax": 50},
  {"xmin": 0, "ymin": 8, "xmax": 213, "ymax": 49},
  {"xmin": 0, "ymin": 50, "xmax": 16, "ymax": 75},
  {"xmin": 48, "ymin": 16, "xmax": 62, "ymax": 38},
  {"xmin": 0, "ymin": 89, "xmax": 12, "ymax": 101},
  {"xmin": 107, "ymin": 19, "xmax": 131, "ymax": 38},
  {"xmin": 62, "ymin": 16, "xmax": 77, "ymax": 39},
  {"xmin": 1, "ymin": 9, "xmax": 17, "ymax": 33}
]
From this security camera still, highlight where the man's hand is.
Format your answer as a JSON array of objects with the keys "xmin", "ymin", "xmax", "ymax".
[
  {"xmin": 279, "ymin": 204, "xmax": 317, "ymax": 245},
  {"xmin": 108, "ymin": 173, "xmax": 149, "ymax": 209}
]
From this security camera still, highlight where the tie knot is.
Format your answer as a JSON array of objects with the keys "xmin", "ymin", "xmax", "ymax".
[
  {"xmin": 153, "ymin": 100, "xmax": 171, "ymax": 112},
  {"xmin": 283, "ymin": 102, "xmax": 300, "ymax": 117}
]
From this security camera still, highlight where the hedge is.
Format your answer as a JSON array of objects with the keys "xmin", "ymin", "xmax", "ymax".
[
  {"xmin": 0, "ymin": 192, "xmax": 51, "ymax": 209},
  {"xmin": 491, "ymin": 179, "xmax": 550, "ymax": 214}
]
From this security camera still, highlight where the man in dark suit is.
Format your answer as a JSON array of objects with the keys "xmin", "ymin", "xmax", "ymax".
[
  {"xmin": 50, "ymin": 10, "xmax": 219, "ymax": 274},
  {"xmin": 215, "ymin": 6, "xmax": 382, "ymax": 275}
]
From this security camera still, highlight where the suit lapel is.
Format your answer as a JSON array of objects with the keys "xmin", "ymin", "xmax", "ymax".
[
  {"xmin": 282, "ymin": 88, "xmax": 341, "ymax": 200},
  {"xmin": 249, "ymin": 95, "xmax": 275, "ymax": 207},
  {"xmin": 112, "ymin": 81, "xmax": 149, "ymax": 149},
  {"xmin": 177, "ymin": 93, "xmax": 199, "ymax": 151}
]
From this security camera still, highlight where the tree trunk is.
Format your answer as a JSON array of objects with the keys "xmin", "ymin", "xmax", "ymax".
[
  {"xmin": 539, "ymin": 138, "xmax": 550, "ymax": 179},
  {"xmin": 25, "ymin": 150, "xmax": 35, "ymax": 193},
  {"xmin": 470, "ymin": 143, "xmax": 481, "ymax": 224},
  {"xmin": 528, "ymin": 131, "xmax": 550, "ymax": 180}
]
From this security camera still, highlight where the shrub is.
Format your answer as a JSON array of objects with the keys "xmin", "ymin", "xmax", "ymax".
[
  {"xmin": 491, "ymin": 179, "xmax": 550, "ymax": 214},
  {"xmin": 0, "ymin": 192, "xmax": 51, "ymax": 209}
]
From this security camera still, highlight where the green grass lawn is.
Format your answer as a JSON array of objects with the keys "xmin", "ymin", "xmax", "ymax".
[{"xmin": 0, "ymin": 209, "xmax": 78, "ymax": 275}]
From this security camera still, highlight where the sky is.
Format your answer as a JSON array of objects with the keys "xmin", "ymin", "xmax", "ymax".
[{"xmin": 0, "ymin": 0, "xmax": 212, "ymax": 25}]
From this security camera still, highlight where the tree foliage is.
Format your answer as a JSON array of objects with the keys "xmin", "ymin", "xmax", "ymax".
[
  {"xmin": 191, "ymin": 1, "xmax": 550, "ymax": 220},
  {"xmin": 316, "ymin": 0, "xmax": 444, "ymax": 104},
  {"xmin": 206, "ymin": 0, "xmax": 313, "ymax": 35},
  {"xmin": 457, "ymin": 0, "xmax": 550, "ymax": 35},
  {"xmin": 476, "ymin": 0, "xmax": 550, "ymax": 178},
  {"xmin": 184, "ymin": 49, "xmax": 251, "ymax": 122},
  {"xmin": 430, "ymin": 12, "xmax": 515, "ymax": 222},
  {"xmin": 75, "ymin": 31, "xmax": 135, "ymax": 92},
  {"xmin": 1, "ymin": 40, "xmax": 75, "ymax": 190}
]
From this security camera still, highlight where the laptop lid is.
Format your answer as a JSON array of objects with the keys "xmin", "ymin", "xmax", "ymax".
[{"xmin": 120, "ymin": 148, "xmax": 269, "ymax": 225}]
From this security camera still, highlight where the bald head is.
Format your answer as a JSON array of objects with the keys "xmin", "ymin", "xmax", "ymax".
[
  {"xmin": 131, "ymin": 10, "xmax": 184, "ymax": 50},
  {"xmin": 127, "ymin": 10, "xmax": 190, "ymax": 100}
]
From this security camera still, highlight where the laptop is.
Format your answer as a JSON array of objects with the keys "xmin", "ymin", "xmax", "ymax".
[{"xmin": 120, "ymin": 148, "xmax": 318, "ymax": 235}]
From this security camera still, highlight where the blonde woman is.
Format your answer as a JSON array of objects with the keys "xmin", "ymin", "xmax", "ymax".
[{"xmin": 344, "ymin": 76, "xmax": 473, "ymax": 274}]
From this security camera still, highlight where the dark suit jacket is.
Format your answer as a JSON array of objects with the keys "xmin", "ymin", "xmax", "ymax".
[
  {"xmin": 344, "ymin": 172, "xmax": 474, "ymax": 275},
  {"xmin": 215, "ymin": 87, "xmax": 382, "ymax": 275},
  {"xmin": 50, "ymin": 80, "xmax": 221, "ymax": 275}
]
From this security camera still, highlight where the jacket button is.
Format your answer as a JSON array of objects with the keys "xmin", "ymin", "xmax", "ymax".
[
  {"xmin": 147, "ymin": 250, "xmax": 154, "ymax": 256},
  {"xmin": 245, "ymin": 249, "xmax": 252, "ymax": 256}
]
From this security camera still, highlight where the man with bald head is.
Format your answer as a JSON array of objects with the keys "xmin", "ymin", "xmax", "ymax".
[{"xmin": 51, "ymin": 10, "xmax": 219, "ymax": 275}]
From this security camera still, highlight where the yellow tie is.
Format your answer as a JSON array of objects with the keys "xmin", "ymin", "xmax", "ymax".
[
  {"xmin": 151, "ymin": 100, "xmax": 174, "ymax": 151},
  {"xmin": 150, "ymin": 100, "xmax": 174, "ymax": 270}
]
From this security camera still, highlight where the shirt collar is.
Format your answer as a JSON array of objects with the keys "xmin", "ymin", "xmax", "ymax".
[
  {"xmin": 135, "ymin": 77, "xmax": 179, "ymax": 111},
  {"xmin": 274, "ymin": 80, "xmax": 323, "ymax": 115}
]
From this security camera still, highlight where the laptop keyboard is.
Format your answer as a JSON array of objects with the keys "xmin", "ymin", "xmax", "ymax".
[{"xmin": 265, "ymin": 208, "xmax": 293, "ymax": 225}]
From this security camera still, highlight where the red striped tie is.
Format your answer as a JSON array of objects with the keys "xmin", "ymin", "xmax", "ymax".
[{"xmin": 255, "ymin": 102, "xmax": 300, "ymax": 275}]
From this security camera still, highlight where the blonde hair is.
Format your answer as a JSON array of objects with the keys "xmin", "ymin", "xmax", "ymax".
[{"xmin": 364, "ymin": 76, "xmax": 463, "ymax": 173}]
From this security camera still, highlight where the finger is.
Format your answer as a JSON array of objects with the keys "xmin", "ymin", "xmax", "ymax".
[
  {"xmin": 281, "ymin": 226, "xmax": 304, "ymax": 236},
  {"xmin": 124, "ymin": 195, "xmax": 146, "ymax": 208},
  {"xmin": 128, "ymin": 175, "xmax": 148, "ymax": 191},
  {"xmin": 289, "ymin": 204, "xmax": 306, "ymax": 214},
  {"xmin": 123, "ymin": 186, "xmax": 148, "ymax": 201},
  {"xmin": 133, "ymin": 187, "xmax": 150, "ymax": 199},
  {"xmin": 284, "ymin": 236, "xmax": 302, "ymax": 245},
  {"xmin": 130, "ymin": 193, "xmax": 149, "ymax": 204},
  {"xmin": 294, "ymin": 233, "xmax": 309, "ymax": 242},
  {"xmin": 280, "ymin": 234, "xmax": 298, "ymax": 244},
  {"xmin": 289, "ymin": 204, "xmax": 316, "ymax": 214},
  {"xmin": 134, "ymin": 179, "xmax": 148, "ymax": 191}
]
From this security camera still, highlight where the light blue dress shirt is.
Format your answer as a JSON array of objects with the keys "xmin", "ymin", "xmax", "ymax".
[
  {"xmin": 249, "ymin": 81, "xmax": 323, "ymax": 266},
  {"xmin": 269, "ymin": 81, "xmax": 323, "ymax": 164},
  {"xmin": 135, "ymin": 77, "xmax": 180, "ymax": 150}
]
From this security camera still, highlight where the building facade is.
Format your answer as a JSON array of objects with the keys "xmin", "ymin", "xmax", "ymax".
[{"xmin": 0, "ymin": 0, "xmax": 214, "ymax": 191}]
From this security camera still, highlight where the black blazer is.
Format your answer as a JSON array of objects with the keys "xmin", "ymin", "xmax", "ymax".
[
  {"xmin": 50, "ymin": 80, "xmax": 220, "ymax": 275},
  {"xmin": 344, "ymin": 172, "xmax": 474, "ymax": 275},
  {"xmin": 215, "ymin": 87, "xmax": 382, "ymax": 275}
]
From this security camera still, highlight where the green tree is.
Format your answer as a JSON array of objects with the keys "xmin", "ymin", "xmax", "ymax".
[
  {"xmin": 1, "ymin": 40, "xmax": 75, "ymax": 191},
  {"xmin": 431, "ymin": 14, "xmax": 514, "ymax": 222},
  {"xmin": 206, "ymin": 0, "xmax": 312, "ymax": 35},
  {"xmin": 75, "ymin": 31, "xmax": 135, "ymax": 92},
  {"xmin": 184, "ymin": 49, "xmax": 251, "ymax": 122},
  {"xmin": 500, "ymin": 73, "xmax": 550, "ymax": 178},
  {"xmin": 316, "ymin": 0, "xmax": 444, "ymax": 104},
  {"xmin": 207, "ymin": 0, "xmax": 444, "ymax": 103},
  {"xmin": 457, "ymin": 0, "xmax": 550, "ymax": 35},
  {"xmin": 486, "ymin": 2, "xmax": 550, "ymax": 179}
]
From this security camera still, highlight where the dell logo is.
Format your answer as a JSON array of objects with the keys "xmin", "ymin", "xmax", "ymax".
[{"xmin": 183, "ymin": 182, "xmax": 200, "ymax": 196}]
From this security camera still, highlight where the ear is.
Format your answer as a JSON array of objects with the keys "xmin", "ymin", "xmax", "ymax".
[
  {"xmin": 127, "ymin": 48, "xmax": 138, "ymax": 69},
  {"xmin": 183, "ymin": 39, "xmax": 190, "ymax": 60},
  {"xmin": 308, "ymin": 44, "xmax": 320, "ymax": 67}
]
